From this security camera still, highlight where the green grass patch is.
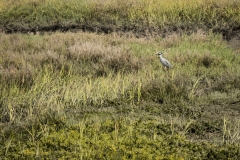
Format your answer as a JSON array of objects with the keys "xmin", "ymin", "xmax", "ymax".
[
  {"xmin": 0, "ymin": 30, "xmax": 240, "ymax": 158},
  {"xmin": 0, "ymin": 0, "xmax": 240, "ymax": 34}
]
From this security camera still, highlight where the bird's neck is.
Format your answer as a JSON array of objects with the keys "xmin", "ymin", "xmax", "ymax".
[{"xmin": 159, "ymin": 55, "xmax": 163, "ymax": 59}]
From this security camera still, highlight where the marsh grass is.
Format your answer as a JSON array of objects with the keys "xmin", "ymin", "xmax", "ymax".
[
  {"xmin": 0, "ymin": 0, "xmax": 240, "ymax": 34},
  {"xmin": 1, "ymin": 30, "xmax": 240, "ymax": 158}
]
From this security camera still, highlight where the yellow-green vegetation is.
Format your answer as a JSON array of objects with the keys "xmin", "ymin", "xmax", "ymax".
[
  {"xmin": 1, "ymin": 0, "xmax": 240, "ymax": 159},
  {"xmin": 1, "ymin": 30, "xmax": 240, "ymax": 159},
  {"xmin": 0, "ymin": 0, "xmax": 240, "ymax": 34}
]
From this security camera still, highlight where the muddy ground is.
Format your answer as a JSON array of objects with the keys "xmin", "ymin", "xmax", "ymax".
[
  {"xmin": 228, "ymin": 31, "xmax": 240, "ymax": 52},
  {"xmin": 4, "ymin": 24, "xmax": 239, "ymax": 52}
]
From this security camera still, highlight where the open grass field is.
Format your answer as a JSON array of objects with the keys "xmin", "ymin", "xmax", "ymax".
[{"xmin": 1, "ymin": 0, "xmax": 240, "ymax": 159}]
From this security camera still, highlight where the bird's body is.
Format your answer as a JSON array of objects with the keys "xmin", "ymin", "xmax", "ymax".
[{"xmin": 156, "ymin": 52, "xmax": 173, "ymax": 69}]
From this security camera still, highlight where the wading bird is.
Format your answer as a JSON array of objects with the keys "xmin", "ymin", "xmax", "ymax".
[{"xmin": 156, "ymin": 52, "xmax": 173, "ymax": 69}]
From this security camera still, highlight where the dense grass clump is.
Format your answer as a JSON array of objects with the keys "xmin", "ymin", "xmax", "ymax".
[
  {"xmin": 0, "ymin": 30, "xmax": 240, "ymax": 159},
  {"xmin": 0, "ymin": 0, "xmax": 240, "ymax": 35}
]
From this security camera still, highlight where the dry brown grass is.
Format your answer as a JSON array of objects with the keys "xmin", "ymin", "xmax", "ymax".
[
  {"xmin": 0, "ymin": 32, "xmax": 144, "ymax": 86},
  {"xmin": 69, "ymin": 41, "xmax": 142, "ymax": 76}
]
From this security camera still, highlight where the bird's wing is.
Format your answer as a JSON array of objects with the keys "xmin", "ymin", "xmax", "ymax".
[{"xmin": 163, "ymin": 58, "xmax": 172, "ymax": 68}]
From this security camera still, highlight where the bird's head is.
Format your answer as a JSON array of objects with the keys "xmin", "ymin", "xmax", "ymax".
[{"xmin": 156, "ymin": 52, "xmax": 162, "ymax": 55}]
